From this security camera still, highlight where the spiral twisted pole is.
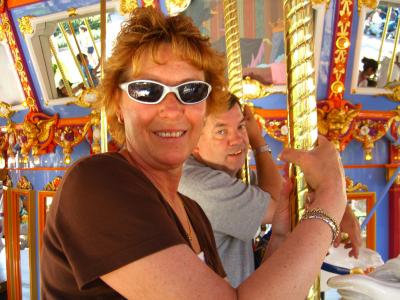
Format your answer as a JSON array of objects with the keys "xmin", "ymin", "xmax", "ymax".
[
  {"xmin": 284, "ymin": 0, "xmax": 319, "ymax": 299},
  {"xmin": 223, "ymin": 0, "xmax": 249, "ymax": 183},
  {"xmin": 223, "ymin": 0, "xmax": 243, "ymax": 100}
]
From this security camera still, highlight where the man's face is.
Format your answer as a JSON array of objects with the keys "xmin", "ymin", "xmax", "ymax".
[{"xmin": 194, "ymin": 103, "xmax": 249, "ymax": 176}]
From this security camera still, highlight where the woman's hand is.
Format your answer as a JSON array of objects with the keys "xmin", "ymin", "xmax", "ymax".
[{"xmin": 278, "ymin": 135, "xmax": 347, "ymax": 222}]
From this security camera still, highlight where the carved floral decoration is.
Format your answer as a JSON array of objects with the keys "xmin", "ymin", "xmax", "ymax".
[
  {"xmin": 17, "ymin": 176, "xmax": 32, "ymax": 190},
  {"xmin": 44, "ymin": 176, "xmax": 62, "ymax": 191}
]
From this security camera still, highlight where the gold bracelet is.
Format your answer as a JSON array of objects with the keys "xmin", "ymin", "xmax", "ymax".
[{"xmin": 300, "ymin": 208, "xmax": 340, "ymax": 244}]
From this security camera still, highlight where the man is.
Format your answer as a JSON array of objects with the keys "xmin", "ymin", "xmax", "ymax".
[{"xmin": 178, "ymin": 94, "xmax": 362, "ymax": 287}]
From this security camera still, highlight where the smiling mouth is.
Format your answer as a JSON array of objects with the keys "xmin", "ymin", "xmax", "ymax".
[
  {"xmin": 228, "ymin": 149, "xmax": 243, "ymax": 156},
  {"xmin": 154, "ymin": 131, "xmax": 186, "ymax": 138}
]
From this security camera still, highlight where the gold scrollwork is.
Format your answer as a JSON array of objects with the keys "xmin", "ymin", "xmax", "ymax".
[
  {"xmin": 54, "ymin": 122, "xmax": 91, "ymax": 164},
  {"xmin": 0, "ymin": 21, "xmax": 5, "ymax": 41},
  {"xmin": 353, "ymin": 119, "xmax": 391, "ymax": 160},
  {"xmin": 120, "ymin": 0, "xmax": 138, "ymax": 14},
  {"xmin": 381, "ymin": 85, "xmax": 400, "ymax": 102},
  {"xmin": 346, "ymin": 176, "xmax": 369, "ymax": 192},
  {"xmin": 242, "ymin": 77, "xmax": 276, "ymax": 100},
  {"xmin": 44, "ymin": 176, "xmax": 62, "ymax": 191},
  {"xmin": 73, "ymin": 88, "xmax": 98, "ymax": 108},
  {"xmin": 67, "ymin": 7, "xmax": 77, "ymax": 17},
  {"xmin": 0, "ymin": 101, "xmax": 15, "ymax": 119},
  {"xmin": 143, "ymin": 0, "xmax": 156, "ymax": 7},
  {"xmin": 358, "ymin": 0, "xmax": 379, "ymax": 13},
  {"xmin": 17, "ymin": 176, "xmax": 33, "ymax": 190},
  {"xmin": 317, "ymin": 107, "xmax": 359, "ymax": 150},
  {"xmin": 18, "ymin": 16, "xmax": 33, "ymax": 35}
]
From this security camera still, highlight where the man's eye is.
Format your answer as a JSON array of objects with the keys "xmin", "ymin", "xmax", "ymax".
[
  {"xmin": 238, "ymin": 124, "xmax": 246, "ymax": 130},
  {"xmin": 216, "ymin": 129, "xmax": 226, "ymax": 135}
]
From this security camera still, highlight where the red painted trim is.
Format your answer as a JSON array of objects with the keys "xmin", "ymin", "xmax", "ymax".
[
  {"xmin": 244, "ymin": 0, "xmax": 255, "ymax": 38},
  {"xmin": 7, "ymin": 0, "xmax": 42, "ymax": 9}
]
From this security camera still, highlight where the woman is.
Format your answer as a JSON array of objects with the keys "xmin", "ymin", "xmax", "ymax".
[
  {"xmin": 358, "ymin": 57, "xmax": 378, "ymax": 87},
  {"xmin": 41, "ymin": 7, "xmax": 346, "ymax": 299}
]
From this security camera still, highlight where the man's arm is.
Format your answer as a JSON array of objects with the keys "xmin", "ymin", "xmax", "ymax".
[{"xmin": 244, "ymin": 105, "xmax": 283, "ymax": 224}]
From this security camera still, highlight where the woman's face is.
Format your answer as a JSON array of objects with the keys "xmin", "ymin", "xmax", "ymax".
[{"xmin": 118, "ymin": 44, "xmax": 207, "ymax": 171}]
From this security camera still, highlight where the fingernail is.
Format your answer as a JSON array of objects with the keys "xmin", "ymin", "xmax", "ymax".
[{"xmin": 277, "ymin": 153, "xmax": 282, "ymax": 161}]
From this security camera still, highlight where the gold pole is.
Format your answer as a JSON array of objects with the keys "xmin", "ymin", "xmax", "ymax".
[
  {"xmin": 49, "ymin": 37, "xmax": 73, "ymax": 97},
  {"xmin": 387, "ymin": 16, "xmax": 400, "ymax": 84},
  {"xmin": 223, "ymin": 0, "xmax": 250, "ymax": 184},
  {"xmin": 376, "ymin": 7, "xmax": 391, "ymax": 66},
  {"xmin": 100, "ymin": 0, "xmax": 108, "ymax": 153},
  {"xmin": 284, "ymin": 0, "xmax": 319, "ymax": 299}
]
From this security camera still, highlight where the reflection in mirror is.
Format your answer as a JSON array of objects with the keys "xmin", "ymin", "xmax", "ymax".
[
  {"xmin": 347, "ymin": 192, "xmax": 376, "ymax": 250},
  {"xmin": 23, "ymin": 2, "xmax": 124, "ymax": 106},
  {"xmin": 38, "ymin": 191, "xmax": 55, "ymax": 255},
  {"xmin": 183, "ymin": 0, "xmax": 325, "ymax": 98},
  {"xmin": 352, "ymin": 1, "xmax": 400, "ymax": 96}
]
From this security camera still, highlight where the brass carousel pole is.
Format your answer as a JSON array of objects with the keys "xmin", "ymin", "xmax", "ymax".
[
  {"xmin": 100, "ymin": 0, "xmax": 108, "ymax": 152},
  {"xmin": 284, "ymin": 0, "xmax": 319, "ymax": 299},
  {"xmin": 223, "ymin": 0, "xmax": 250, "ymax": 184}
]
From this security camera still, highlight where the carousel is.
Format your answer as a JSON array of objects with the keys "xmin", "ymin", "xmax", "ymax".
[{"xmin": 0, "ymin": 0, "xmax": 399, "ymax": 299}]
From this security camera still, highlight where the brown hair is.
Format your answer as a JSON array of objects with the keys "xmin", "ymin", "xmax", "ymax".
[{"xmin": 96, "ymin": 7, "xmax": 228, "ymax": 145}]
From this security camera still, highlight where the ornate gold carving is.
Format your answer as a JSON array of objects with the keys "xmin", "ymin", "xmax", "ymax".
[
  {"xmin": 67, "ymin": 7, "xmax": 77, "ymax": 17},
  {"xmin": 90, "ymin": 111, "xmax": 101, "ymax": 154},
  {"xmin": 166, "ymin": 0, "xmax": 191, "ymax": 15},
  {"xmin": 143, "ymin": 0, "xmax": 156, "ymax": 7},
  {"xmin": 312, "ymin": 0, "xmax": 331, "ymax": 5},
  {"xmin": 44, "ymin": 176, "xmax": 62, "ymax": 191},
  {"xmin": 257, "ymin": 115, "xmax": 288, "ymax": 145},
  {"xmin": 346, "ymin": 176, "xmax": 368, "ymax": 192},
  {"xmin": 242, "ymin": 76, "xmax": 281, "ymax": 100},
  {"xmin": 4, "ymin": 175, "xmax": 12, "ymax": 188},
  {"xmin": 18, "ymin": 16, "xmax": 33, "ymax": 35},
  {"xmin": 54, "ymin": 122, "xmax": 91, "ymax": 164},
  {"xmin": 17, "ymin": 176, "xmax": 33, "ymax": 190},
  {"xmin": 120, "ymin": 0, "xmax": 138, "ymax": 14},
  {"xmin": 17, "ymin": 113, "xmax": 59, "ymax": 160},
  {"xmin": 223, "ymin": 0, "xmax": 243, "ymax": 99},
  {"xmin": 0, "ymin": 102, "xmax": 15, "ymax": 119},
  {"xmin": 317, "ymin": 107, "xmax": 359, "ymax": 150},
  {"xmin": 328, "ymin": 0, "xmax": 352, "ymax": 103},
  {"xmin": 353, "ymin": 118, "xmax": 393, "ymax": 160},
  {"xmin": 0, "ymin": 22, "xmax": 5, "ymax": 41},
  {"xmin": 381, "ymin": 85, "xmax": 400, "ymax": 102},
  {"xmin": 358, "ymin": 0, "xmax": 379, "ymax": 13},
  {"xmin": 74, "ymin": 88, "xmax": 98, "ymax": 108}
]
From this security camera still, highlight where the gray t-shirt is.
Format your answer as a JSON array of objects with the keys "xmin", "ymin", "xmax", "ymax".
[{"xmin": 178, "ymin": 155, "xmax": 271, "ymax": 287}]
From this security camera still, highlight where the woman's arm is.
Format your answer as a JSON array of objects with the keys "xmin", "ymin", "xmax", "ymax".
[{"xmin": 101, "ymin": 136, "xmax": 346, "ymax": 299}]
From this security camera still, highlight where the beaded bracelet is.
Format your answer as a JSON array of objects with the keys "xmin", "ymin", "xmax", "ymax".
[{"xmin": 300, "ymin": 208, "xmax": 340, "ymax": 244}]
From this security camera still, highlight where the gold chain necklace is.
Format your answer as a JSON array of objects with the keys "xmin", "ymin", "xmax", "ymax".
[{"xmin": 182, "ymin": 201, "xmax": 192, "ymax": 242}]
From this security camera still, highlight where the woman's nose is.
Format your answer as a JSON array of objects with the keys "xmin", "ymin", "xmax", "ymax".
[{"xmin": 158, "ymin": 92, "xmax": 184, "ymax": 118}]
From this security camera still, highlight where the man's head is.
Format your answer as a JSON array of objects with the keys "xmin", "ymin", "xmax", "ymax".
[{"xmin": 193, "ymin": 94, "xmax": 249, "ymax": 176}]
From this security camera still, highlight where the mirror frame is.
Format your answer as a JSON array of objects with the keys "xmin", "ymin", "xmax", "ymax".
[
  {"xmin": 347, "ymin": 192, "xmax": 376, "ymax": 250},
  {"xmin": 22, "ymin": 0, "xmax": 121, "ymax": 107},
  {"xmin": 4, "ymin": 186, "xmax": 36, "ymax": 300},
  {"xmin": 351, "ymin": 1, "xmax": 400, "ymax": 100}
]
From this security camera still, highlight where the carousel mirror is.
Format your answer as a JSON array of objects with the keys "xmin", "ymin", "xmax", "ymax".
[
  {"xmin": 182, "ymin": 0, "xmax": 326, "ymax": 99},
  {"xmin": 0, "ymin": 40, "xmax": 27, "ymax": 111},
  {"xmin": 37, "ymin": 191, "xmax": 54, "ymax": 257},
  {"xmin": 3, "ymin": 179, "xmax": 36, "ymax": 300},
  {"xmin": 22, "ymin": 1, "xmax": 124, "ymax": 106},
  {"xmin": 351, "ymin": 1, "xmax": 400, "ymax": 98}
]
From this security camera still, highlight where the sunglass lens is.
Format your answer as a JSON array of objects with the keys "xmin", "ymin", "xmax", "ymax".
[
  {"xmin": 178, "ymin": 83, "xmax": 210, "ymax": 103},
  {"xmin": 127, "ymin": 82, "xmax": 163, "ymax": 103}
]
